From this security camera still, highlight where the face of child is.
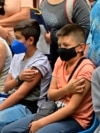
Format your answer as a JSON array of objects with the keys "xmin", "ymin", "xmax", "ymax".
[
  {"xmin": 10, "ymin": 31, "xmax": 33, "ymax": 54},
  {"xmin": 14, "ymin": 31, "xmax": 27, "ymax": 46},
  {"xmin": 57, "ymin": 35, "xmax": 85, "ymax": 61}
]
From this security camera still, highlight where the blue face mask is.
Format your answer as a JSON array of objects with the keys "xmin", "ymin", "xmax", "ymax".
[{"xmin": 11, "ymin": 39, "xmax": 27, "ymax": 54}]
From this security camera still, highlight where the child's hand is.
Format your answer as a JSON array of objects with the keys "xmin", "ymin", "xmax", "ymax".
[
  {"xmin": 66, "ymin": 77, "xmax": 85, "ymax": 94},
  {"xmin": 19, "ymin": 68, "xmax": 39, "ymax": 82}
]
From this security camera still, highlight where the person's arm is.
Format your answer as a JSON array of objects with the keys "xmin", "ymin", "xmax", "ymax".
[
  {"xmin": 91, "ymin": 67, "xmax": 100, "ymax": 121},
  {"xmin": 29, "ymin": 78, "xmax": 90, "ymax": 133},
  {"xmin": 0, "ymin": 68, "xmax": 42, "ymax": 110},
  {"xmin": 0, "ymin": 42, "xmax": 7, "ymax": 72},
  {"xmin": 73, "ymin": 0, "xmax": 90, "ymax": 39},
  {"xmin": 48, "ymin": 76, "xmax": 85, "ymax": 101},
  {"xmin": 0, "ymin": 7, "xmax": 30, "ymax": 27},
  {"xmin": 4, "ymin": 68, "xmax": 39, "ymax": 93},
  {"xmin": 0, "ymin": 26, "xmax": 9, "ymax": 39},
  {"xmin": 4, "ymin": 73, "xmax": 20, "ymax": 93}
]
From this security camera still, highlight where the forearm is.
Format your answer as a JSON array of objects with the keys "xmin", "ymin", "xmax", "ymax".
[
  {"xmin": 0, "ymin": 8, "xmax": 30, "ymax": 27},
  {"xmin": 48, "ymin": 87, "xmax": 70, "ymax": 101},
  {"xmin": 38, "ymin": 104, "xmax": 76, "ymax": 127},
  {"xmin": 0, "ymin": 91, "xmax": 24, "ymax": 110},
  {"xmin": 4, "ymin": 78, "xmax": 19, "ymax": 93},
  {"xmin": 40, "ymin": 91, "xmax": 87, "ymax": 127}
]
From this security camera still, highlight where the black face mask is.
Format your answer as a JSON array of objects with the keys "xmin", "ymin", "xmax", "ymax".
[
  {"xmin": 0, "ymin": 0, "xmax": 5, "ymax": 15},
  {"xmin": 57, "ymin": 47, "xmax": 77, "ymax": 61}
]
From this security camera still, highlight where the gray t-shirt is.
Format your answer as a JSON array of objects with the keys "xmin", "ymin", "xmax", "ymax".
[
  {"xmin": 0, "ymin": 37, "xmax": 12, "ymax": 92},
  {"xmin": 40, "ymin": 0, "xmax": 90, "ymax": 36},
  {"xmin": 9, "ymin": 50, "xmax": 52, "ymax": 107}
]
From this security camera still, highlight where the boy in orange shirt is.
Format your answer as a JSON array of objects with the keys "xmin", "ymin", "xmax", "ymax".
[{"xmin": 1, "ymin": 24, "xmax": 95, "ymax": 133}]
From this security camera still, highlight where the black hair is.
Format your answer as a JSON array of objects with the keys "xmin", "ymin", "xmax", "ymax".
[
  {"xmin": 14, "ymin": 19, "xmax": 40, "ymax": 46},
  {"xmin": 57, "ymin": 24, "xmax": 86, "ymax": 43},
  {"xmin": 0, "ymin": 0, "xmax": 5, "ymax": 15}
]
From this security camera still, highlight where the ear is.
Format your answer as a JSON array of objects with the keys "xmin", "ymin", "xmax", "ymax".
[
  {"xmin": 28, "ymin": 36, "xmax": 34, "ymax": 45},
  {"xmin": 78, "ymin": 43, "xmax": 86, "ymax": 52}
]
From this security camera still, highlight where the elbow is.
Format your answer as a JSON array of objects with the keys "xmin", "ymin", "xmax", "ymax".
[
  {"xmin": 47, "ymin": 93, "xmax": 52, "ymax": 100},
  {"xmin": 47, "ymin": 92, "xmax": 57, "ymax": 101},
  {"xmin": 21, "ymin": 9, "xmax": 30, "ymax": 20}
]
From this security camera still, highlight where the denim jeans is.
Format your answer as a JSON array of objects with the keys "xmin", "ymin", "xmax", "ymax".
[
  {"xmin": 1, "ymin": 114, "xmax": 84, "ymax": 133},
  {"xmin": 0, "ymin": 98, "xmax": 32, "ymax": 132}
]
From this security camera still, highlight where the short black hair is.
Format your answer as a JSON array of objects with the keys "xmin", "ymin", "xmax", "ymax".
[
  {"xmin": 14, "ymin": 19, "xmax": 40, "ymax": 46},
  {"xmin": 57, "ymin": 24, "xmax": 86, "ymax": 43}
]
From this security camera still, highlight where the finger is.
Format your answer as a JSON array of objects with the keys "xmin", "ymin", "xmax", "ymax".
[
  {"xmin": 76, "ymin": 85, "xmax": 85, "ymax": 92},
  {"xmin": 75, "ymin": 79, "xmax": 85, "ymax": 86}
]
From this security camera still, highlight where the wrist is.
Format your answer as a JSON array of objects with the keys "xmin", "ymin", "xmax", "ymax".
[
  {"xmin": 0, "ymin": 104, "xmax": 4, "ymax": 111},
  {"xmin": 38, "ymin": 119, "xmax": 47, "ymax": 128},
  {"xmin": 63, "ymin": 86, "xmax": 69, "ymax": 95},
  {"xmin": 15, "ymin": 75, "xmax": 23, "ymax": 84}
]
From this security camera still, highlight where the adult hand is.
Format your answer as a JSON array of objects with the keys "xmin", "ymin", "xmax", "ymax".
[
  {"xmin": 0, "ymin": 26, "xmax": 9, "ymax": 39},
  {"xmin": 44, "ymin": 32, "xmax": 51, "ymax": 44},
  {"xmin": 19, "ymin": 68, "xmax": 39, "ymax": 82},
  {"xmin": 66, "ymin": 77, "xmax": 85, "ymax": 94},
  {"xmin": 29, "ymin": 120, "xmax": 42, "ymax": 133}
]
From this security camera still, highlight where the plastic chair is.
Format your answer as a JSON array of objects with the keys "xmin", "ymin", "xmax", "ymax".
[{"xmin": 78, "ymin": 114, "xmax": 99, "ymax": 133}]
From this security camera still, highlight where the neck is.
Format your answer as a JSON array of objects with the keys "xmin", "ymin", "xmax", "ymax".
[
  {"xmin": 47, "ymin": 0, "xmax": 64, "ymax": 4},
  {"xmin": 66, "ymin": 56, "xmax": 83, "ymax": 70},
  {"xmin": 23, "ymin": 47, "xmax": 37, "ymax": 60}
]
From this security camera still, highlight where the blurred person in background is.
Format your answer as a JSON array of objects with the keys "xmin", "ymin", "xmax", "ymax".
[
  {"xmin": 0, "ymin": 0, "xmax": 33, "ymax": 44},
  {"xmin": 39, "ymin": 0, "xmax": 90, "ymax": 69}
]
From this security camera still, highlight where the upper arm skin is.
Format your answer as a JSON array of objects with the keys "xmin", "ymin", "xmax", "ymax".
[
  {"xmin": 48, "ymin": 77, "xmax": 66, "ymax": 100},
  {"xmin": 1, "ymin": 69, "xmax": 42, "ymax": 110},
  {"xmin": 0, "ymin": 7, "xmax": 30, "ymax": 27},
  {"xmin": 67, "ymin": 79, "xmax": 91, "ymax": 112},
  {"xmin": 0, "ymin": 43, "xmax": 7, "ymax": 72}
]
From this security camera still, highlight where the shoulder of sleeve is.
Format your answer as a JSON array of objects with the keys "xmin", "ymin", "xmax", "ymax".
[
  {"xmin": 76, "ymin": 59, "xmax": 95, "ymax": 81},
  {"xmin": 21, "ymin": 0, "xmax": 33, "ymax": 8},
  {"xmin": 31, "ymin": 55, "xmax": 52, "ymax": 77}
]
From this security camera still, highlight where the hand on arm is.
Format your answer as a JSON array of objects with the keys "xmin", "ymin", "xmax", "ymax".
[
  {"xmin": 29, "ymin": 79, "xmax": 90, "ymax": 133},
  {"xmin": 48, "ymin": 77, "xmax": 85, "ymax": 101},
  {"xmin": 19, "ymin": 68, "xmax": 39, "ymax": 82},
  {"xmin": 44, "ymin": 32, "xmax": 51, "ymax": 44},
  {"xmin": 1, "ymin": 68, "xmax": 42, "ymax": 110},
  {"xmin": 4, "ymin": 67, "xmax": 39, "ymax": 93}
]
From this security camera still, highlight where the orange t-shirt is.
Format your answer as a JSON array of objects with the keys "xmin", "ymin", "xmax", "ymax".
[{"xmin": 53, "ymin": 57, "xmax": 95, "ymax": 128}]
